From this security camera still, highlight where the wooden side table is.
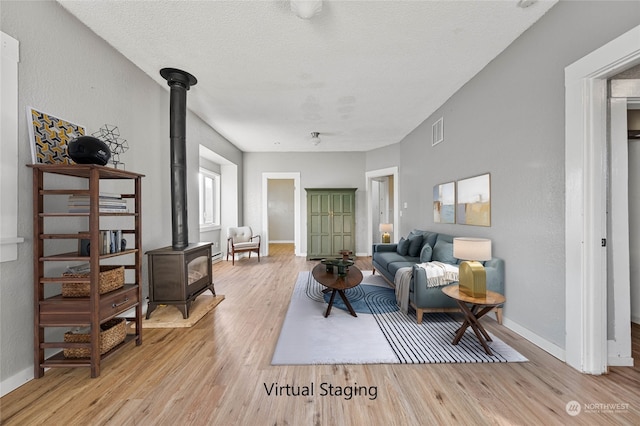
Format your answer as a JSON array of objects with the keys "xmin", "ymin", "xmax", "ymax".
[{"xmin": 442, "ymin": 285, "xmax": 506, "ymax": 355}]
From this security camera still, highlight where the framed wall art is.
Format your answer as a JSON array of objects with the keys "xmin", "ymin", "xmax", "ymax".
[
  {"xmin": 456, "ymin": 173, "xmax": 491, "ymax": 226},
  {"xmin": 433, "ymin": 181, "xmax": 455, "ymax": 224},
  {"xmin": 27, "ymin": 107, "xmax": 85, "ymax": 164}
]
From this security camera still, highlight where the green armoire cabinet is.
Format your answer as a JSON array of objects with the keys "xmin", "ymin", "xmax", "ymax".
[{"xmin": 306, "ymin": 188, "xmax": 356, "ymax": 260}]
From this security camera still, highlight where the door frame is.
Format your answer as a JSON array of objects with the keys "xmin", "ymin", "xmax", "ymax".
[
  {"xmin": 608, "ymin": 97, "xmax": 633, "ymax": 366},
  {"xmin": 366, "ymin": 167, "xmax": 399, "ymax": 256},
  {"xmin": 262, "ymin": 172, "xmax": 301, "ymax": 257},
  {"xmin": 564, "ymin": 24, "xmax": 640, "ymax": 374}
]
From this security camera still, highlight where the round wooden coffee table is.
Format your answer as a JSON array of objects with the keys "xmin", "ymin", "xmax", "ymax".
[
  {"xmin": 312, "ymin": 263, "xmax": 363, "ymax": 317},
  {"xmin": 442, "ymin": 284, "xmax": 506, "ymax": 355}
]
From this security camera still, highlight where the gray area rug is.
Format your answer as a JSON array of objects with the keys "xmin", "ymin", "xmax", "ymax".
[{"xmin": 271, "ymin": 271, "xmax": 528, "ymax": 364}]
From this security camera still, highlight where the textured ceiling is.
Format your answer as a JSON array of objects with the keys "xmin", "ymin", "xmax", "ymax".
[{"xmin": 58, "ymin": 0, "xmax": 557, "ymax": 152}]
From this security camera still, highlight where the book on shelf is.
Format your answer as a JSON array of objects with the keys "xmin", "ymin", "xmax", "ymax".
[
  {"xmin": 78, "ymin": 230, "xmax": 127, "ymax": 255},
  {"xmin": 68, "ymin": 193, "xmax": 123, "ymax": 201},
  {"xmin": 68, "ymin": 194, "xmax": 128, "ymax": 213},
  {"xmin": 103, "ymin": 230, "xmax": 126, "ymax": 254}
]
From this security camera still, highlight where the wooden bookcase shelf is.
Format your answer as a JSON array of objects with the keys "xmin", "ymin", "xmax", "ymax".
[{"xmin": 29, "ymin": 164, "xmax": 144, "ymax": 378}]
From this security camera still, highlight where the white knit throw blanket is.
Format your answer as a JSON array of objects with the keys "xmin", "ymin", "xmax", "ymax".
[{"xmin": 417, "ymin": 261, "xmax": 459, "ymax": 287}]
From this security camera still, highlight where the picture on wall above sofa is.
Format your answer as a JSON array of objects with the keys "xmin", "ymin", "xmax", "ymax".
[
  {"xmin": 433, "ymin": 181, "xmax": 455, "ymax": 224},
  {"xmin": 456, "ymin": 173, "xmax": 491, "ymax": 227}
]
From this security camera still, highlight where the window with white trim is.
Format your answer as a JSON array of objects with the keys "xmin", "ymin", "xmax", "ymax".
[
  {"xmin": 199, "ymin": 168, "xmax": 220, "ymax": 230},
  {"xmin": 1, "ymin": 32, "xmax": 24, "ymax": 262}
]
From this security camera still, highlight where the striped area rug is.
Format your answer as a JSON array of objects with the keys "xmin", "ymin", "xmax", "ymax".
[{"xmin": 271, "ymin": 271, "xmax": 527, "ymax": 365}]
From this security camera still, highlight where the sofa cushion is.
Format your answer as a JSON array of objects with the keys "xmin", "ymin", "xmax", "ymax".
[
  {"xmin": 422, "ymin": 231, "xmax": 439, "ymax": 250},
  {"xmin": 420, "ymin": 244, "xmax": 433, "ymax": 263},
  {"xmin": 374, "ymin": 251, "xmax": 412, "ymax": 270},
  {"xmin": 432, "ymin": 239, "xmax": 457, "ymax": 264},
  {"xmin": 388, "ymin": 261, "xmax": 418, "ymax": 278},
  {"xmin": 397, "ymin": 237, "xmax": 409, "ymax": 255},
  {"xmin": 435, "ymin": 233, "xmax": 454, "ymax": 244},
  {"xmin": 407, "ymin": 234, "xmax": 423, "ymax": 257}
]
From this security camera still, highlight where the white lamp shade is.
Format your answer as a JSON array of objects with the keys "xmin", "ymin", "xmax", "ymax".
[
  {"xmin": 379, "ymin": 223, "xmax": 393, "ymax": 233},
  {"xmin": 453, "ymin": 237, "xmax": 492, "ymax": 261}
]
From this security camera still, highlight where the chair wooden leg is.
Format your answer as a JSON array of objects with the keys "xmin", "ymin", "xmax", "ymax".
[{"xmin": 416, "ymin": 308, "xmax": 425, "ymax": 324}]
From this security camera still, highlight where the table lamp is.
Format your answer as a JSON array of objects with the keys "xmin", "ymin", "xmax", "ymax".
[
  {"xmin": 453, "ymin": 237, "xmax": 492, "ymax": 297},
  {"xmin": 379, "ymin": 223, "xmax": 393, "ymax": 243}
]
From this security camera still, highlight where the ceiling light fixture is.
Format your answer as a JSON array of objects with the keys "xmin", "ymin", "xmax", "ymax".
[
  {"xmin": 517, "ymin": 0, "xmax": 536, "ymax": 8},
  {"xmin": 291, "ymin": 0, "xmax": 323, "ymax": 19},
  {"xmin": 310, "ymin": 132, "xmax": 321, "ymax": 146}
]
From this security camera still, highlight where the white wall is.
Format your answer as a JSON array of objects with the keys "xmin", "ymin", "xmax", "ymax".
[{"xmin": 0, "ymin": 1, "xmax": 242, "ymax": 394}]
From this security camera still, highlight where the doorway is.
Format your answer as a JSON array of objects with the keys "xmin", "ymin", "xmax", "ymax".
[
  {"xmin": 607, "ymin": 94, "xmax": 638, "ymax": 366},
  {"xmin": 366, "ymin": 167, "xmax": 399, "ymax": 255},
  {"xmin": 565, "ymin": 24, "xmax": 640, "ymax": 373},
  {"xmin": 371, "ymin": 176, "xmax": 392, "ymax": 244},
  {"xmin": 262, "ymin": 172, "xmax": 301, "ymax": 257}
]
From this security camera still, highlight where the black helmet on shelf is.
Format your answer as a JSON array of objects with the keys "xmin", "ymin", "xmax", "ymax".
[{"xmin": 67, "ymin": 136, "xmax": 111, "ymax": 166}]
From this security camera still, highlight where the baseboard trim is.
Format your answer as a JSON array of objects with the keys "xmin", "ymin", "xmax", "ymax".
[
  {"xmin": 608, "ymin": 356, "xmax": 634, "ymax": 367},
  {"xmin": 502, "ymin": 317, "xmax": 566, "ymax": 362},
  {"xmin": 1, "ymin": 366, "xmax": 33, "ymax": 397}
]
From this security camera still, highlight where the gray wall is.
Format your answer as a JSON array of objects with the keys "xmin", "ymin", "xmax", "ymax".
[
  {"xmin": 366, "ymin": 1, "xmax": 640, "ymax": 348},
  {"xmin": 243, "ymin": 152, "xmax": 366, "ymax": 255},
  {"xmin": 0, "ymin": 1, "xmax": 242, "ymax": 390}
]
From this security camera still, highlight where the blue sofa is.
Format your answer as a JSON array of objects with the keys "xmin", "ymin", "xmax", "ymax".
[{"xmin": 372, "ymin": 230, "xmax": 505, "ymax": 324}]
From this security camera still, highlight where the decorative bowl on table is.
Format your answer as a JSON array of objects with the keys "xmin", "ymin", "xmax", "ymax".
[{"xmin": 321, "ymin": 258, "xmax": 354, "ymax": 277}]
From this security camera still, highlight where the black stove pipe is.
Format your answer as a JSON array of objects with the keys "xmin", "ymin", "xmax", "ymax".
[{"xmin": 160, "ymin": 68, "xmax": 197, "ymax": 250}]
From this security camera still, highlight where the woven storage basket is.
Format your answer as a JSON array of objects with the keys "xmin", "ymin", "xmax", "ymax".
[
  {"xmin": 63, "ymin": 318, "xmax": 126, "ymax": 358},
  {"xmin": 62, "ymin": 265, "xmax": 124, "ymax": 297}
]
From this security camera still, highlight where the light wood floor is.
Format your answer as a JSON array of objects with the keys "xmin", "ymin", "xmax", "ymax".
[{"xmin": 2, "ymin": 243, "xmax": 639, "ymax": 425}]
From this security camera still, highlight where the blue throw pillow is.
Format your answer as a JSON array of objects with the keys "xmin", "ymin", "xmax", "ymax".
[
  {"xmin": 420, "ymin": 244, "xmax": 433, "ymax": 263},
  {"xmin": 397, "ymin": 237, "xmax": 409, "ymax": 256},
  {"xmin": 432, "ymin": 240, "xmax": 457, "ymax": 264},
  {"xmin": 408, "ymin": 234, "xmax": 423, "ymax": 257}
]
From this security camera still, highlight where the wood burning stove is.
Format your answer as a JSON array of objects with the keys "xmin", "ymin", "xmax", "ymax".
[
  {"xmin": 146, "ymin": 68, "xmax": 215, "ymax": 319},
  {"xmin": 146, "ymin": 242, "xmax": 214, "ymax": 319}
]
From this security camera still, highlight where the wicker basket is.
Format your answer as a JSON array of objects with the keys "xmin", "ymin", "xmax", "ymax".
[
  {"xmin": 62, "ymin": 265, "xmax": 124, "ymax": 297},
  {"xmin": 63, "ymin": 318, "xmax": 126, "ymax": 358}
]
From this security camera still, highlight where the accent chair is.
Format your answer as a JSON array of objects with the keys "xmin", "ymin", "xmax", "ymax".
[{"xmin": 227, "ymin": 226, "xmax": 261, "ymax": 265}]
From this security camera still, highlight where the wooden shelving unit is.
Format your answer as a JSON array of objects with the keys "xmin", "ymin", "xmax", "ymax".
[{"xmin": 29, "ymin": 164, "xmax": 144, "ymax": 378}]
